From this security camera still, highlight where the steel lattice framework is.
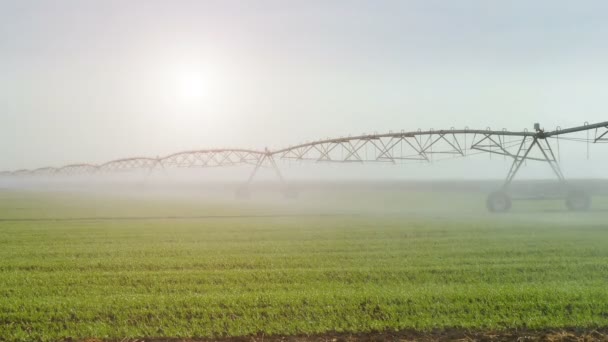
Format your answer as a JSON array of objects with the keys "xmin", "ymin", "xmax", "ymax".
[{"xmin": 1, "ymin": 121, "xmax": 607, "ymax": 211}]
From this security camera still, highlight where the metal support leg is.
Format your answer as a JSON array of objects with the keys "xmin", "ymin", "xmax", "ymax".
[
  {"xmin": 504, "ymin": 137, "xmax": 536, "ymax": 189},
  {"xmin": 146, "ymin": 158, "xmax": 167, "ymax": 178},
  {"xmin": 240, "ymin": 150, "xmax": 294, "ymax": 198},
  {"xmin": 503, "ymin": 137, "xmax": 565, "ymax": 189},
  {"xmin": 266, "ymin": 154, "xmax": 285, "ymax": 184},
  {"xmin": 245, "ymin": 154, "xmax": 266, "ymax": 185},
  {"xmin": 236, "ymin": 155, "xmax": 265, "ymax": 198},
  {"xmin": 536, "ymin": 138, "xmax": 565, "ymax": 182},
  {"xmin": 268, "ymin": 153, "xmax": 297, "ymax": 198}
]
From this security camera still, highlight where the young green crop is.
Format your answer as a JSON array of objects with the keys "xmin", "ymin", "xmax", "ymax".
[{"xmin": 0, "ymin": 190, "xmax": 607, "ymax": 341}]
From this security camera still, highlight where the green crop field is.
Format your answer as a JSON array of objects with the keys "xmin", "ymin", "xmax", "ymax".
[{"xmin": 0, "ymin": 187, "xmax": 607, "ymax": 341}]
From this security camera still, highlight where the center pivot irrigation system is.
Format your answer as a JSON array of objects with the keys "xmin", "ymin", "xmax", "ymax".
[{"xmin": 2, "ymin": 121, "xmax": 607, "ymax": 212}]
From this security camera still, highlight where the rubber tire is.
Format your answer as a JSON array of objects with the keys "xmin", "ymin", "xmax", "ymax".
[
  {"xmin": 565, "ymin": 190, "xmax": 591, "ymax": 211},
  {"xmin": 486, "ymin": 191, "xmax": 512, "ymax": 213}
]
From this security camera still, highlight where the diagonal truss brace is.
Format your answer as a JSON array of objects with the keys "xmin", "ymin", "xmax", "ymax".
[
  {"xmin": 595, "ymin": 125, "xmax": 608, "ymax": 143},
  {"xmin": 470, "ymin": 134, "xmax": 547, "ymax": 162}
]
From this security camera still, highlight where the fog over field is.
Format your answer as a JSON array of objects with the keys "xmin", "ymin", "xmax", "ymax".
[
  {"xmin": 2, "ymin": 1, "xmax": 608, "ymax": 341},
  {"xmin": 2, "ymin": 0, "xmax": 608, "ymax": 176},
  {"xmin": 2, "ymin": 177, "xmax": 608, "ymax": 219}
]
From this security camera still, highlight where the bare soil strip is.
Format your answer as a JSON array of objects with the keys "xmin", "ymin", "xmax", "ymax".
[{"xmin": 79, "ymin": 329, "xmax": 608, "ymax": 342}]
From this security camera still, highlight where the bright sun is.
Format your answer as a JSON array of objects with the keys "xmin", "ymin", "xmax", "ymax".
[{"xmin": 173, "ymin": 67, "xmax": 207, "ymax": 105}]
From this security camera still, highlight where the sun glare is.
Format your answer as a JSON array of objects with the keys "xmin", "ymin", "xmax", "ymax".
[
  {"xmin": 174, "ymin": 68, "xmax": 206, "ymax": 104},
  {"xmin": 161, "ymin": 59, "xmax": 229, "ymax": 110}
]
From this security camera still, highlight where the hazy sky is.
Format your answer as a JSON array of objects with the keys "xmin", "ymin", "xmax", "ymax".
[{"xmin": 1, "ymin": 0, "xmax": 608, "ymax": 177}]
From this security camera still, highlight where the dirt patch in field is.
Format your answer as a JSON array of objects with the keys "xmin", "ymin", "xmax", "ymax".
[{"xmin": 78, "ymin": 328, "xmax": 608, "ymax": 342}]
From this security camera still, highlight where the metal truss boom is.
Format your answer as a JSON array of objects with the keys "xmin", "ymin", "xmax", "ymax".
[{"xmin": 2, "ymin": 121, "xmax": 607, "ymax": 188}]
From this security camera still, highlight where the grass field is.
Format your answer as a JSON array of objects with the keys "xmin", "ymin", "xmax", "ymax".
[{"xmin": 0, "ymin": 185, "xmax": 607, "ymax": 341}]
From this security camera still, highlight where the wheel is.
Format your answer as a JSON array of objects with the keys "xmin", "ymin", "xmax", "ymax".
[
  {"xmin": 565, "ymin": 190, "xmax": 591, "ymax": 211},
  {"xmin": 486, "ymin": 191, "xmax": 512, "ymax": 213},
  {"xmin": 235, "ymin": 186, "xmax": 250, "ymax": 199}
]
